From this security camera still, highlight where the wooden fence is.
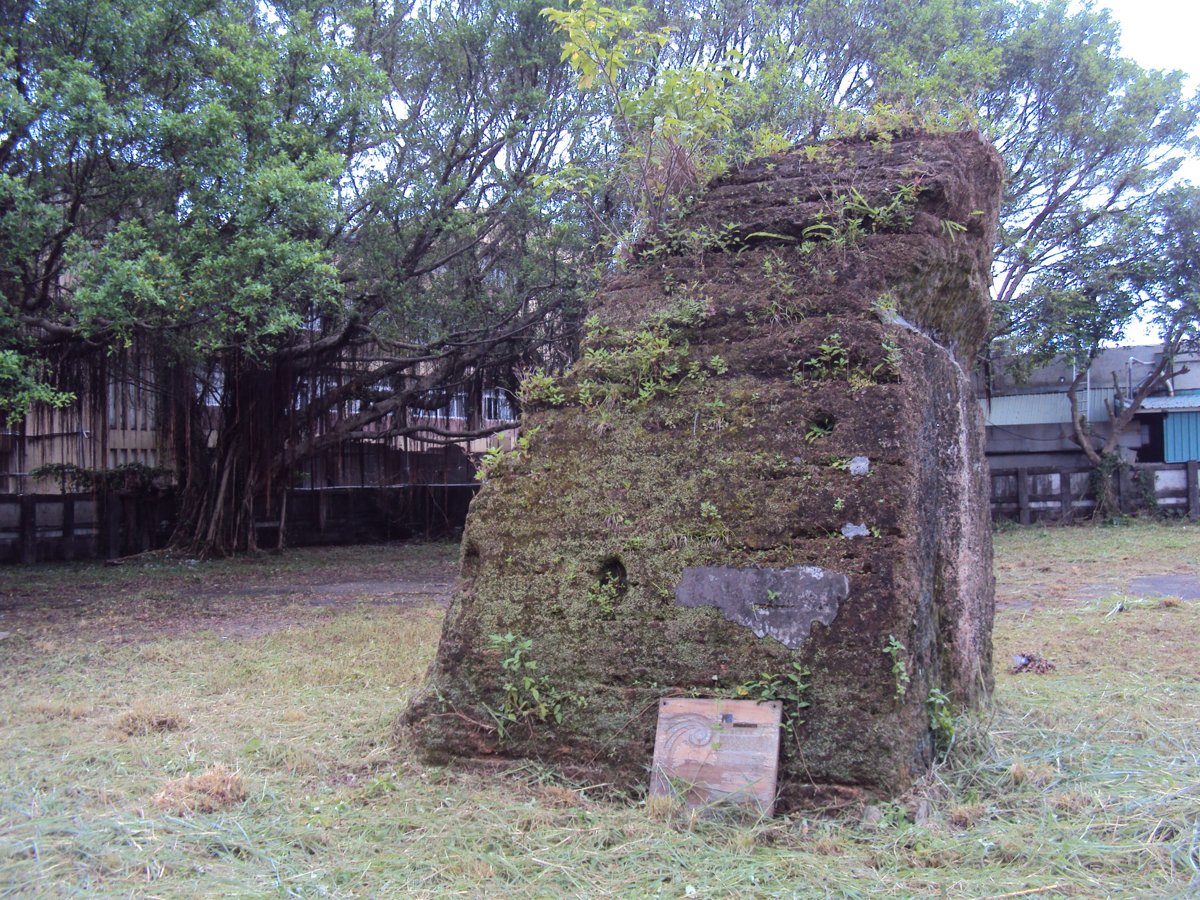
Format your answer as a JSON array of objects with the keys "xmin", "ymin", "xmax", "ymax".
[
  {"xmin": 0, "ymin": 485, "xmax": 477, "ymax": 563},
  {"xmin": 6, "ymin": 466, "xmax": 1197, "ymax": 562},
  {"xmin": 0, "ymin": 491, "xmax": 175, "ymax": 564},
  {"xmin": 990, "ymin": 461, "xmax": 1200, "ymax": 524}
]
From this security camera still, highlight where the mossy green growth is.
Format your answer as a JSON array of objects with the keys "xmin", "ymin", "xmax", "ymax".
[{"xmin": 409, "ymin": 355, "xmax": 944, "ymax": 795}]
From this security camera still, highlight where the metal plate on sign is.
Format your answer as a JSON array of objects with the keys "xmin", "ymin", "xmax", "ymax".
[{"xmin": 649, "ymin": 698, "xmax": 782, "ymax": 816}]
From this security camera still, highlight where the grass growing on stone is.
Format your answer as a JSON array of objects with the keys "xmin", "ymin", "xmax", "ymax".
[{"xmin": 2, "ymin": 529, "xmax": 1198, "ymax": 897}]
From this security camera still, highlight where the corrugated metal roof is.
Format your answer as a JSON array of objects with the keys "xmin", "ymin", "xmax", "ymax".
[
  {"xmin": 1142, "ymin": 390, "xmax": 1200, "ymax": 412},
  {"xmin": 980, "ymin": 389, "xmax": 1117, "ymax": 426}
]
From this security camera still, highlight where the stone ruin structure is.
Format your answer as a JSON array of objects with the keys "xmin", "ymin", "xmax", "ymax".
[{"xmin": 406, "ymin": 131, "xmax": 1003, "ymax": 807}]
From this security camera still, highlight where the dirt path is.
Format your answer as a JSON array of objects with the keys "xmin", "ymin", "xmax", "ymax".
[
  {"xmin": 0, "ymin": 543, "xmax": 458, "ymax": 643},
  {"xmin": 995, "ymin": 571, "xmax": 1200, "ymax": 609}
]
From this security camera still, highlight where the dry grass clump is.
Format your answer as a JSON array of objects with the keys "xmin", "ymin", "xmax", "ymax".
[
  {"xmin": 644, "ymin": 790, "xmax": 685, "ymax": 824},
  {"xmin": 1007, "ymin": 758, "xmax": 1055, "ymax": 787},
  {"xmin": 533, "ymin": 784, "xmax": 592, "ymax": 809},
  {"xmin": 21, "ymin": 700, "xmax": 89, "ymax": 721},
  {"xmin": 151, "ymin": 765, "xmax": 245, "ymax": 815},
  {"xmin": 1048, "ymin": 790, "xmax": 1093, "ymax": 813},
  {"xmin": 113, "ymin": 702, "xmax": 186, "ymax": 737},
  {"xmin": 945, "ymin": 801, "xmax": 988, "ymax": 829}
]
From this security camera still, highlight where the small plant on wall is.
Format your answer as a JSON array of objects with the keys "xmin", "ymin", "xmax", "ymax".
[
  {"xmin": 883, "ymin": 635, "xmax": 910, "ymax": 699},
  {"xmin": 484, "ymin": 633, "xmax": 585, "ymax": 741},
  {"xmin": 734, "ymin": 662, "xmax": 811, "ymax": 741}
]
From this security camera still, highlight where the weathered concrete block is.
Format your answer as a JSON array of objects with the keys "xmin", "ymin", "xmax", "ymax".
[{"xmin": 405, "ymin": 131, "xmax": 1001, "ymax": 806}]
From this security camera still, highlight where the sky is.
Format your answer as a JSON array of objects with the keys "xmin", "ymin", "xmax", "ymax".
[
  {"xmin": 1099, "ymin": 0, "xmax": 1199, "ymax": 84},
  {"xmin": 1096, "ymin": 0, "xmax": 1199, "ymax": 182},
  {"xmin": 1070, "ymin": 1, "xmax": 1198, "ymax": 344}
]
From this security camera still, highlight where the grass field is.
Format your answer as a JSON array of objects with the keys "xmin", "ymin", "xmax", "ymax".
[{"xmin": 1, "ymin": 523, "xmax": 1198, "ymax": 898}]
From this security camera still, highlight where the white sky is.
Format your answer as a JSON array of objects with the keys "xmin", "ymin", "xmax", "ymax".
[
  {"xmin": 1096, "ymin": 0, "xmax": 1199, "ymax": 182},
  {"xmin": 1073, "ymin": 2, "xmax": 1199, "ymax": 344}
]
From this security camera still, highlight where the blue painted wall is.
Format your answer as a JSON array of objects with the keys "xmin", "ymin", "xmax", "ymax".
[{"xmin": 1164, "ymin": 411, "xmax": 1200, "ymax": 462}]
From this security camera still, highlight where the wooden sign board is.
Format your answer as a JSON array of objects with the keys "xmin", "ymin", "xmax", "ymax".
[{"xmin": 649, "ymin": 697, "xmax": 782, "ymax": 816}]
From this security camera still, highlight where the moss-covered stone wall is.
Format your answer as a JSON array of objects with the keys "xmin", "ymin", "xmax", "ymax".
[{"xmin": 404, "ymin": 131, "xmax": 1003, "ymax": 808}]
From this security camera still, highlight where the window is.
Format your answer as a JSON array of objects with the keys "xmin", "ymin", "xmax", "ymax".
[
  {"xmin": 409, "ymin": 390, "xmax": 468, "ymax": 421},
  {"xmin": 483, "ymin": 388, "xmax": 515, "ymax": 422}
]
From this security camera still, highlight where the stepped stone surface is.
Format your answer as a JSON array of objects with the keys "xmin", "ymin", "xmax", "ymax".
[{"xmin": 405, "ymin": 131, "xmax": 1003, "ymax": 806}]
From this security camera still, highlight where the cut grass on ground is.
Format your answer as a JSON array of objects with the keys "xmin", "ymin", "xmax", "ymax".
[{"xmin": 1, "ymin": 526, "xmax": 1198, "ymax": 898}]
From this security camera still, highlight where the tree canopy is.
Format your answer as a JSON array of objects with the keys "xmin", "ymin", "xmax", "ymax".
[{"xmin": 2, "ymin": 0, "xmax": 1197, "ymax": 552}]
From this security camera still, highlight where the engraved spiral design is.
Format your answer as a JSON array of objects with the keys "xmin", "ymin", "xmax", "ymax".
[{"xmin": 661, "ymin": 713, "xmax": 716, "ymax": 754}]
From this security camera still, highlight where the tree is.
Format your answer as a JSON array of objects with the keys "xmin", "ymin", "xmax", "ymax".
[
  {"xmin": 979, "ymin": 1, "xmax": 1199, "ymax": 356},
  {"xmin": 4, "ymin": 0, "xmax": 1198, "ymax": 552},
  {"xmin": 1055, "ymin": 186, "xmax": 1200, "ymax": 516},
  {"xmin": 1, "ymin": 0, "xmax": 592, "ymax": 554},
  {"xmin": 540, "ymin": 0, "xmax": 744, "ymax": 252}
]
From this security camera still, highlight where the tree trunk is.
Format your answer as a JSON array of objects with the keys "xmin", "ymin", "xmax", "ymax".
[
  {"xmin": 1089, "ymin": 451, "xmax": 1124, "ymax": 521},
  {"xmin": 1067, "ymin": 345, "xmax": 1187, "ymax": 524},
  {"xmin": 169, "ymin": 358, "xmax": 290, "ymax": 557}
]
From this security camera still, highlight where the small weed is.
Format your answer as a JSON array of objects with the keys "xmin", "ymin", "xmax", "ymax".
[
  {"xmin": 802, "ymin": 333, "xmax": 849, "ymax": 381},
  {"xmin": 925, "ymin": 688, "xmax": 954, "ymax": 758},
  {"xmin": 842, "ymin": 183, "xmax": 917, "ymax": 232},
  {"xmin": 735, "ymin": 663, "xmax": 811, "ymax": 724},
  {"xmin": 486, "ymin": 633, "xmax": 584, "ymax": 740},
  {"xmin": 805, "ymin": 414, "xmax": 835, "ymax": 443},
  {"xmin": 870, "ymin": 290, "xmax": 898, "ymax": 319},
  {"xmin": 587, "ymin": 571, "xmax": 623, "ymax": 619},
  {"xmin": 517, "ymin": 368, "xmax": 566, "ymax": 407},
  {"xmin": 475, "ymin": 426, "xmax": 541, "ymax": 481},
  {"xmin": 883, "ymin": 635, "xmax": 910, "ymax": 699},
  {"xmin": 876, "ymin": 334, "xmax": 902, "ymax": 376},
  {"xmin": 940, "ymin": 218, "xmax": 967, "ymax": 240}
]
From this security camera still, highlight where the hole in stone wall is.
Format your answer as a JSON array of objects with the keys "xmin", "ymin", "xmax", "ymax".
[
  {"xmin": 598, "ymin": 557, "xmax": 628, "ymax": 592},
  {"xmin": 589, "ymin": 557, "xmax": 629, "ymax": 618},
  {"xmin": 461, "ymin": 543, "xmax": 481, "ymax": 578},
  {"xmin": 806, "ymin": 411, "xmax": 836, "ymax": 442}
]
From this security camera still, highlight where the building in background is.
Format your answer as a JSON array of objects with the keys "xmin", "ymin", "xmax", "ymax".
[
  {"xmin": 977, "ymin": 344, "xmax": 1200, "ymax": 469},
  {"xmin": 1, "ymin": 358, "xmax": 519, "ymax": 560},
  {"xmin": 0, "ymin": 352, "xmax": 163, "ymax": 494}
]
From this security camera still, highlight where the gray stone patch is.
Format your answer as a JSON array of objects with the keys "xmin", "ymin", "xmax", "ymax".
[
  {"xmin": 675, "ymin": 566, "xmax": 849, "ymax": 649},
  {"xmin": 841, "ymin": 522, "xmax": 869, "ymax": 539},
  {"xmin": 1129, "ymin": 575, "xmax": 1200, "ymax": 600},
  {"xmin": 849, "ymin": 456, "xmax": 871, "ymax": 476}
]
